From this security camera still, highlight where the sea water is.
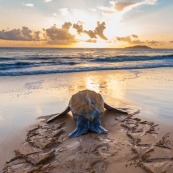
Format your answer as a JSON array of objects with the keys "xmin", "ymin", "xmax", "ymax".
[{"xmin": 0, "ymin": 47, "xmax": 173, "ymax": 76}]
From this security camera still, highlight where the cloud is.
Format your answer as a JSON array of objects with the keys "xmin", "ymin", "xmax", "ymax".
[
  {"xmin": 84, "ymin": 30, "xmax": 97, "ymax": 39},
  {"xmin": 144, "ymin": 0, "xmax": 157, "ymax": 4},
  {"xmin": 59, "ymin": 8, "xmax": 69, "ymax": 16},
  {"xmin": 116, "ymin": 35, "xmax": 165, "ymax": 47},
  {"xmin": 73, "ymin": 22, "xmax": 97, "ymax": 39},
  {"xmin": 146, "ymin": 40, "xmax": 165, "ymax": 46},
  {"xmin": 117, "ymin": 36, "xmax": 132, "ymax": 42},
  {"xmin": 97, "ymin": 6, "xmax": 115, "ymax": 14},
  {"xmin": 73, "ymin": 21, "xmax": 107, "ymax": 40},
  {"xmin": 98, "ymin": 0, "xmax": 158, "ymax": 14},
  {"xmin": 0, "ymin": 27, "xmax": 41, "ymax": 41},
  {"xmin": 0, "ymin": 21, "xmax": 108, "ymax": 45},
  {"xmin": 170, "ymin": 41, "xmax": 173, "ymax": 44},
  {"xmin": 73, "ymin": 22, "xmax": 83, "ymax": 34},
  {"xmin": 44, "ymin": 23, "xmax": 77, "ymax": 45},
  {"xmin": 62, "ymin": 22, "xmax": 72, "ymax": 30},
  {"xmin": 44, "ymin": 0, "xmax": 52, "ymax": 2},
  {"xmin": 114, "ymin": 1, "xmax": 136, "ymax": 11},
  {"xmin": 24, "ymin": 4, "xmax": 34, "ymax": 7},
  {"xmin": 116, "ymin": 35, "xmax": 144, "ymax": 44},
  {"xmin": 95, "ymin": 22, "xmax": 107, "ymax": 40},
  {"xmin": 132, "ymin": 34, "xmax": 138, "ymax": 38},
  {"xmin": 85, "ymin": 39, "xmax": 97, "ymax": 43},
  {"xmin": 131, "ymin": 39, "xmax": 145, "ymax": 45}
]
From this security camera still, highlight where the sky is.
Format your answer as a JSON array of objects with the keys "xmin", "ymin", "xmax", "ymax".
[{"xmin": 0, "ymin": 0, "xmax": 173, "ymax": 48}]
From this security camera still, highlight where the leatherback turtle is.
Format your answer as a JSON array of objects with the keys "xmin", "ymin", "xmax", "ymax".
[{"xmin": 47, "ymin": 90, "xmax": 127, "ymax": 138}]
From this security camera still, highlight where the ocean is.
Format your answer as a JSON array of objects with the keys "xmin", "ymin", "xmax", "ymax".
[{"xmin": 0, "ymin": 47, "xmax": 173, "ymax": 76}]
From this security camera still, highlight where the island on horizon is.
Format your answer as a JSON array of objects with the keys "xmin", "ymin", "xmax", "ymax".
[{"xmin": 124, "ymin": 45, "xmax": 152, "ymax": 49}]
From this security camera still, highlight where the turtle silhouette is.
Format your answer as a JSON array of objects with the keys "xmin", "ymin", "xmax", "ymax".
[{"xmin": 47, "ymin": 90, "xmax": 128, "ymax": 138}]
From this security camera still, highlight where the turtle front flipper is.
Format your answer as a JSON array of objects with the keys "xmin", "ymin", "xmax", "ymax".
[
  {"xmin": 89, "ymin": 117, "xmax": 108, "ymax": 134},
  {"xmin": 69, "ymin": 115, "xmax": 90, "ymax": 138},
  {"xmin": 47, "ymin": 106, "xmax": 70, "ymax": 123},
  {"xmin": 104, "ymin": 103, "xmax": 128, "ymax": 114}
]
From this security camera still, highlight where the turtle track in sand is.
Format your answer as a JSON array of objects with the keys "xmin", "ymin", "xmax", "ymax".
[{"xmin": 3, "ymin": 111, "xmax": 173, "ymax": 173}]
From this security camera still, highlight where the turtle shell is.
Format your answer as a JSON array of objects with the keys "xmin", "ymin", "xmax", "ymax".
[{"xmin": 69, "ymin": 90, "xmax": 105, "ymax": 120}]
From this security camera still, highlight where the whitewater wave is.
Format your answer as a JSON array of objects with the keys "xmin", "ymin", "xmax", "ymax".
[
  {"xmin": 92, "ymin": 54, "xmax": 173, "ymax": 62},
  {"xmin": 0, "ymin": 63, "xmax": 173, "ymax": 76}
]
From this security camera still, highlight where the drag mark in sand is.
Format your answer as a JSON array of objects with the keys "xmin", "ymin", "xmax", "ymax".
[{"xmin": 3, "ymin": 110, "xmax": 173, "ymax": 173}]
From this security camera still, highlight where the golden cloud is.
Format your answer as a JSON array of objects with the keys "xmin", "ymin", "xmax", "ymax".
[
  {"xmin": 0, "ymin": 27, "xmax": 41, "ymax": 41},
  {"xmin": 73, "ymin": 21, "xmax": 107, "ymax": 40},
  {"xmin": 116, "ymin": 35, "xmax": 165, "ymax": 47},
  {"xmin": 44, "ymin": 24, "xmax": 77, "ymax": 45},
  {"xmin": 115, "ymin": 1, "xmax": 136, "ymax": 11}
]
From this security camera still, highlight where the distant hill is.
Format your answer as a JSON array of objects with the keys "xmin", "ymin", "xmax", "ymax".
[{"xmin": 124, "ymin": 45, "xmax": 152, "ymax": 49}]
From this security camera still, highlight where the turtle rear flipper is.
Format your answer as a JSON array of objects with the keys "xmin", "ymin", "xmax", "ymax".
[
  {"xmin": 89, "ymin": 117, "xmax": 108, "ymax": 134},
  {"xmin": 69, "ymin": 115, "xmax": 89, "ymax": 138}
]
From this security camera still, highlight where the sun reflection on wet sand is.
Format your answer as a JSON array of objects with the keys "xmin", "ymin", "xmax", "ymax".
[{"xmin": 85, "ymin": 76, "xmax": 101, "ymax": 92}]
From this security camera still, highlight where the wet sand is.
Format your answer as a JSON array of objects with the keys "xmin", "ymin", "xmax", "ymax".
[
  {"xmin": 3, "ymin": 111, "xmax": 173, "ymax": 173},
  {"xmin": 1, "ymin": 68, "xmax": 173, "ymax": 172}
]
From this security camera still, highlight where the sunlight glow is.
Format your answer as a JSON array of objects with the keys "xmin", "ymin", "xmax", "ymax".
[{"xmin": 85, "ymin": 76, "xmax": 100, "ymax": 93}]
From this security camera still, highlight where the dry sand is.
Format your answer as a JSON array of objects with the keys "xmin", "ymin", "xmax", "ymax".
[{"xmin": 3, "ymin": 109, "xmax": 173, "ymax": 173}]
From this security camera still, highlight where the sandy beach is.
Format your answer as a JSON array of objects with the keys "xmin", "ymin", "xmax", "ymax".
[{"xmin": 1, "ymin": 68, "xmax": 173, "ymax": 173}]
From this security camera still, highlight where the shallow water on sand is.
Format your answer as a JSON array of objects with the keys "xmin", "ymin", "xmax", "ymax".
[{"xmin": 0, "ymin": 68, "xmax": 173, "ymax": 170}]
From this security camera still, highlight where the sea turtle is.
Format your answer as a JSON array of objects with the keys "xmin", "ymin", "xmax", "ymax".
[{"xmin": 47, "ymin": 90, "xmax": 128, "ymax": 138}]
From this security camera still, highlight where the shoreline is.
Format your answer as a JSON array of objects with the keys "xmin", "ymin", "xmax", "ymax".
[
  {"xmin": 1, "ymin": 68, "xmax": 173, "ymax": 172},
  {"xmin": 0, "ymin": 66, "xmax": 173, "ymax": 77}
]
